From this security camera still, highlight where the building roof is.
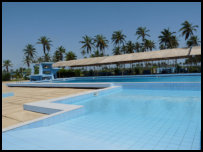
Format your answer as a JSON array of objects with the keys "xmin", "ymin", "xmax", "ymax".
[{"xmin": 53, "ymin": 46, "xmax": 201, "ymax": 68}]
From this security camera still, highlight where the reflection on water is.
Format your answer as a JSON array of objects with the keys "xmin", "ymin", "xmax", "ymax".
[{"xmin": 70, "ymin": 89, "xmax": 201, "ymax": 124}]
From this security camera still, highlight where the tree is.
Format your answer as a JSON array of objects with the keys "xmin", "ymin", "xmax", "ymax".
[
  {"xmin": 14, "ymin": 69, "xmax": 20, "ymax": 79},
  {"xmin": 134, "ymin": 42, "xmax": 142, "ymax": 52},
  {"xmin": 158, "ymin": 28, "xmax": 179, "ymax": 49},
  {"xmin": 187, "ymin": 36, "xmax": 201, "ymax": 47},
  {"xmin": 3, "ymin": 60, "xmax": 12, "ymax": 72},
  {"xmin": 43, "ymin": 53, "xmax": 51, "ymax": 62},
  {"xmin": 81, "ymin": 50, "xmax": 86, "ymax": 57},
  {"xmin": 37, "ymin": 36, "xmax": 52, "ymax": 56},
  {"xmin": 23, "ymin": 44, "xmax": 37, "ymax": 59},
  {"xmin": 179, "ymin": 20, "xmax": 198, "ymax": 40},
  {"xmin": 56, "ymin": 46, "xmax": 66, "ymax": 61},
  {"xmin": 121, "ymin": 45, "xmax": 127, "ymax": 54},
  {"xmin": 23, "ymin": 44, "xmax": 36, "ymax": 68},
  {"xmin": 23, "ymin": 55, "xmax": 32, "ymax": 68},
  {"xmin": 125, "ymin": 41, "xmax": 135, "ymax": 53},
  {"xmin": 80, "ymin": 35, "xmax": 94, "ymax": 54},
  {"xmin": 36, "ymin": 57, "xmax": 44, "ymax": 63},
  {"xmin": 159, "ymin": 44, "xmax": 166, "ymax": 50},
  {"xmin": 143, "ymin": 39, "xmax": 156, "ymax": 51},
  {"xmin": 94, "ymin": 34, "xmax": 108, "ymax": 55},
  {"xmin": 113, "ymin": 46, "xmax": 122, "ymax": 55},
  {"xmin": 65, "ymin": 51, "xmax": 77, "ymax": 61},
  {"xmin": 90, "ymin": 50, "xmax": 104, "ymax": 57},
  {"xmin": 19, "ymin": 67, "xmax": 26, "ymax": 78},
  {"xmin": 52, "ymin": 50, "xmax": 61, "ymax": 62},
  {"xmin": 136, "ymin": 27, "xmax": 150, "ymax": 42},
  {"xmin": 111, "ymin": 30, "xmax": 126, "ymax": 47},
  {"xmin": 170, "ymin": 35, "xmax": 179, "ymax": 48}
]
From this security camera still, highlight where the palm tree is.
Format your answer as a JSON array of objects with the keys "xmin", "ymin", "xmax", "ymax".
[
  {"xmin": 113, "ymin": 46, "xmax": 122, "ymax": 55},
  {"xmin": 90, "ymin": 50, "xmax": 103, "ymax": 57},
  {"xmin": 23, "ymin": 44, "xmax": 36, "ymax": 67},
  {"xmin": 65, "ymin": 51, "xmax": 77, "ymax": 61},
  {"xmin": 23, "ymin": 56, "xmax": 32, "ymax": 68},
  {"xmin": 179, "ymin": 21, "xmax": 198, "ymax": 40},
  {"xmin": 111, "ymin": 30, "xmax": 126, "ymax": 47},
  {"xmin": 56, "ymin": 46, "xmax": 66, "ymax": 61},
  {"xmin": 159, "ymin": 44, "xmax": 166, "ymax": 50},
  {"xmin": 143, "ymin": 39, "xmax": 156, "ymax": 51},
  {"xmin": 80, "ymin": 35, "xmax": 94, "ymax": 54},
  {"xmin": 23, "ymin": 44, "xmax": 37, "ymax": 60},
  {"xmin": 36, "ymin": 57, "xmax": 44, "ymax": 63},
  {"xmin": 37, "ymin": 36, "xmax": 52, "ymax": 56},
  {"xmin": 170, "ymin": 36, "xmax": 179, "ymax": 48},
  {"xmin": 187, "ymin": 36, "xmax": 201, "ymax": 47},
  {"xmin": 43, "ymin": 53, "xmax": 51, "ymax": 62},
  {"xmin": 14, "ymin": 69, "xmax": 21, "ymax": 79},
  {"xmin": 52, "ymin": 50, "xmax": 61, "ymax": 62},
  {"xmin": 81, "ymin": 50, "xmax": 86, "ymax": 57},
  {"xmin": 158, "ymin": 28, "xmax": 179, "ymax": 49},
  {"xmin": 125, "ymin": 41, "xmax": 135, "ymax": 54},
  {"xmin": 94, "ymin": 34, "xmax": 108, "ymax": 55},
  {"xmin": 121, "ymin": 45, "xmax": 127, "ymax": 54},
  {"xmin": 134, "ymin": 42, "xmax": 142, "ymax": 52},
  {"xmin": 136, "ymin": 27, "xmax": 150, "ymax": 42},
  {"xmin": 19, "ymin": 67, "xmax": 25, "ymax": 78},
  {"xmin": 3, "ymin": 60, "xmax": 12, "ymax": 72}
]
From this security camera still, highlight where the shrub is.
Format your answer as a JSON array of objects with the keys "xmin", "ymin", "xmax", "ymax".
[
  {"xmin": 187, "ymin": 66, "xmax": 201, "ymax": 73},
  {"xmin": 114, "ymin": 68, "xmax": 122, "ymax": 75},
  {"xmin": 57, "ymin": 69, "xmax": 82, "ymax": 77},
  {"xmin": 2, "ymin": 72, "xmax": 11, "ymax": 81},
  {"xmin": 74, "ymin": 69, "xmax": 82, "ymax": 77},
  {"xmin": 134, "ymin": 67, "xmax": 143, "ymax": 75},
  {"xmin": 34, "ymin": 66, "xmax": 39, "ymax": 74}
]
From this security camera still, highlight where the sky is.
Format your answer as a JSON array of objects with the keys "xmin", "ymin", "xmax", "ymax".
[{"xmin": 2, "ymin": 2, "xmax": 201, "ymax": 70}]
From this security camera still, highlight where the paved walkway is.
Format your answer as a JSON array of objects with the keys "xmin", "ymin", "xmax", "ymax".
[{"xmin": 2, "ymin": 81, "xmax": 95, "ymax": 129}]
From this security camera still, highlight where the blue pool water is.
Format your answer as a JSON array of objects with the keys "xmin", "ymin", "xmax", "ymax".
[
  {"xmin": 52, "ymin": 74, "xmax": 201, "ymax": 83},
  {"xmin": 2, "ymin": 87, "xmax": 201, "ymax": 150},
  {"xmin": 2, "ymin": 92, "xmax": 14, "ymax": 98}
]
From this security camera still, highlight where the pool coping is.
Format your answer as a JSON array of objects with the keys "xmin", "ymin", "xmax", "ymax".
[
  {"xmin": 6, "ymin": 82, "xmax": 113, "ymax": 88},
  {"xmin": 2, "ymin": 86, "xmax": 120, "ymax": 132},
  {"xmin": 6, "ymin": 82, "xmax": 201, "ymax": 89}
]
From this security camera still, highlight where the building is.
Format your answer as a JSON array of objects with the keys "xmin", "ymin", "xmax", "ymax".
[{"xmin": 30, "ymin": 62, "xmax": 60, "ymax": 81}]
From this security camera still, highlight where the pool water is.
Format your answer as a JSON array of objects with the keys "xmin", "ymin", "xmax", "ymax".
[
  {"xmin": 3, "ymin": 88, "xmax": 201, "ymax": 150},
  {"xmin": 52, "ymin": 75, "xmax": 201, "ymax": 83},
  {"xmin": 2, "ymin": 92, "xmax": 14, "ymax": 98}
]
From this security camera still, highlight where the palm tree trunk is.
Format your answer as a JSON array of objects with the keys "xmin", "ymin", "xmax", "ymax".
[{"xmin": 43, "ymin": 45, "xmax": 46, "ymax": 55}]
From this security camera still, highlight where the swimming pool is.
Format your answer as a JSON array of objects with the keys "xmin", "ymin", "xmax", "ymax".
[
  {"xmin": 6, "ymin": 73, "xmax": 201, "ymax": 89},
  {"xmin": 2, "ymin": 83, "xmax": 201, "ymax": 150},
  {"xmin": 52, "ymin": 74, "xmax": 201, "ymax": 83}
]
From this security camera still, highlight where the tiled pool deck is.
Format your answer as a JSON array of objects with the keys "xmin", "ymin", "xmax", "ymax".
[{"xmin": 2, "ymin": 82, "xmax": 95, "ymax": 129}]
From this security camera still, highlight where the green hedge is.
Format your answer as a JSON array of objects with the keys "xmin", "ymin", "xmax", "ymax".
[
  {"xmin": 187, "ymin": 66, "xmax": 201, "ymax": 73},
  {"xmin": 57, "ymin": 69, "xmax": 82, "ymax": 77},
  {"xmin": 56, "ymin": 66, "xmax": 201, "ymax": 78}
]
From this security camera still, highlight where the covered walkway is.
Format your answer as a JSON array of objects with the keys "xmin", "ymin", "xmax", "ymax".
[{"xmin": 53, "ymin": 46, "xmax": 201, "ymax": 68}]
